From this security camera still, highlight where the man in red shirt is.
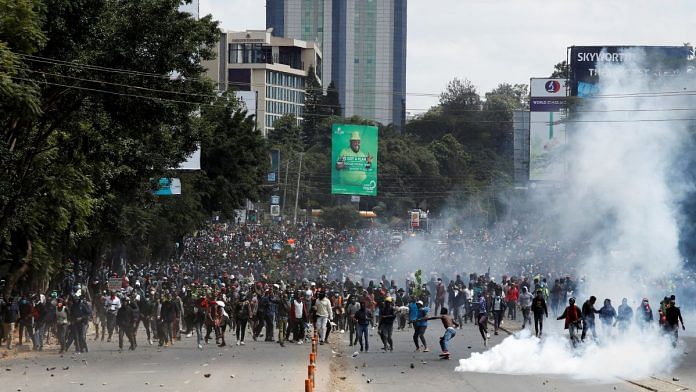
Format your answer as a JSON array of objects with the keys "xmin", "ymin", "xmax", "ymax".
[
  {"xmin": 506, "ymin": 283, "xmax": 519, "ymax": 320},
  {"xmin": 557, "ymin": 297, "xmax": 582, "ymax": 347}
]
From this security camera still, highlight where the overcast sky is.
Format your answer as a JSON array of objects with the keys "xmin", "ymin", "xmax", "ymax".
[{"xmin": 199, "ymin": 0, "xmax": 694, "ymax": 113}]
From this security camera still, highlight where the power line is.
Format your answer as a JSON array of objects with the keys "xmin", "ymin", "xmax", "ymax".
[
  {"xmin": 13, "ymin": 74, "xmax": 696, "ymax": 125},
  {"xmin": 20, "ymin": 52, "xmax": 696, "ymax": 102}
]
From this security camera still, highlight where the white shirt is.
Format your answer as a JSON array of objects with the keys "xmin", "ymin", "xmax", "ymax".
[
  {"xmin": 293, "ymin": 300, "xmax": 304, "ymax": 319},
  {"xmin": 105, "ymin": 296, "xmax": 121, "ymax": 313}
]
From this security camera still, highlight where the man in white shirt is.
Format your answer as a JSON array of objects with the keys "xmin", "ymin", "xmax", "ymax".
[
  {"xmin": 104, "ymin": 292, "xmax": 121, "ymax": 342},
  {"xmin": 315, "ymin": 290, "xmax": 333, "ymax": 345}
]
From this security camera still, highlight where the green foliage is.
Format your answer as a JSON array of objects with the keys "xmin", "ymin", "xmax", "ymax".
[
  {"xmin": 302, "ymin": 65, "xmax": 324, "ymax": 147},
  {"xmin": 550, "ymin": 60, "xmax": 569, "ymax": 79},
  {"xmin": 268, "ymin": 114, "xmax": 304, "ymax": 157},
  {"xmin": 322, "ymin": 81, "xmax": 341, "ymax": 117},
  {"xmin": 413, "ymin": 269, "xmax": 423, "ymax": 298},
  {"xmin": 199, "ymin": 94, "xmax": 270, "ymax": 218},
  {"xmin": 0, "ymin": 0, "xmax": 270, "ymax": 294}
]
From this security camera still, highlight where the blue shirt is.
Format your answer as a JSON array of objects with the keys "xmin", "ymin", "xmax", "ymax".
[
  {"xmin": 478, "ymin": 297, "xmax": 487, "ymax": 314},
  {"xmin": 416, "ymin": 307, "xmax": 430, "ymax": 327},
  {"xmin": 408, "ymin": 302, "xmax": 419, "ymax": 321}
]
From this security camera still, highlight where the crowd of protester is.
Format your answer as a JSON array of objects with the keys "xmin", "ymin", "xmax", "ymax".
[{"xmin": 0, "ymin": 221, "xmax": 691, "ymax": 357}]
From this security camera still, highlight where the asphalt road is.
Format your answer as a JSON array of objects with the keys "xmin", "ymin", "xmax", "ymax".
[
  {"xmin": 0, "ymin": 327, "xmax": 328, "ymax": 392},
  {"xmin": 324, "ymin": 317, "xmax": 695, "ymax": 392},
  {"xmin": 0, "ymin": 320, "xmax": 693, "ymax": 392}
]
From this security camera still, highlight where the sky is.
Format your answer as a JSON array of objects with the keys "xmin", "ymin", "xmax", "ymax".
[{"xmin": 198, "ymin": 0, "xmax": 695, "ymax": 113}]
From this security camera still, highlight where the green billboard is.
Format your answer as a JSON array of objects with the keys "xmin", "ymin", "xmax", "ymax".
[{"xmin": 331, "ymin": 124, "xmax": 378, "ymax": 196}]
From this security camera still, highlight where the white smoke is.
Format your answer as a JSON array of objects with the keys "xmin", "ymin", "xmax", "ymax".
[
  {"xmin": 456, "ymin": 49, "xmax": 694, "ymax": 380},
  {"xmin": 456, "ymin": 327, "xmax": 678, "ymax": 381}
]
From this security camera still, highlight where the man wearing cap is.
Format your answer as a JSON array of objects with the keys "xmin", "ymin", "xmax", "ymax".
[
  {"xmin": 335, "ymin": 131, "xmax": 373, "ymax": 186},
  {"xmin": 378, "ymin": 296, "xmax": 396, "ymax": 351}
]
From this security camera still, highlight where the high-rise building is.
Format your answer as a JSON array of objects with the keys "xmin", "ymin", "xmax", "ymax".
[
  {"xmin": 202, "ymin": 29, "xmax": 323, "ymax": 136},
  {"xmin": 267, "ymin": 0, "xmax": 407, "ymax": 130}
]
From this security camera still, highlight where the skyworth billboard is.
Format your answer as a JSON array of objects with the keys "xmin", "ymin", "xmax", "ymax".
[{"xmin": 568, "ymin": 46, "xmax": 690, "ymax": 96}]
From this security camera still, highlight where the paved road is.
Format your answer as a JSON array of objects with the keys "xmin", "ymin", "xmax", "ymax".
[
  {"xmin": 1, "ymin": 320, "xmax": 692, "ymax": 392},
  {"xmin": 323, "ymin": 317, "xmax": 695, "ymax": 392},
  {"xmin": 0, "ymin": 327, "xmax": 328, "ymax": 392}
]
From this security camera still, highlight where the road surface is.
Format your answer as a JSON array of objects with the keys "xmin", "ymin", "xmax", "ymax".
[{"xmin": 0, "ymin": 319, "xmax": 692, "ymax": 392}]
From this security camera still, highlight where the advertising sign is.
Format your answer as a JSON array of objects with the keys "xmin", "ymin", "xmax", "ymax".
[
  {"xmin": 270, "ymin": 204, "xmax": 280, "ymax": 217},
  {"xmin": 331, "ymin": 124, "xmax": 378, "ymax": 196},
  {"xmin": 569, "ymin": 46, "xmax": 690, "ymax": 96},
  {"xmin": 410, "ymin": 211, "xmax": 420, "ymax": 228},
  {"xmin": 154, "ymin": 178, "xmax": 182, "ymax": 195},
  {"xmin": 529, "ymin": 78, "xmax": 567, "ymax": 181}
]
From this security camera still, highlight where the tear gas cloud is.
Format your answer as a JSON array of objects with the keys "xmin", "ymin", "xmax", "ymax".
[{"xmin": 455, "ymin": 49, "xmax": 695, "ymax": 380}]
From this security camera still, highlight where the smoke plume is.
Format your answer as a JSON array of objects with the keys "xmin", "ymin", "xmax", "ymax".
[{"xmin": 456, "ymin": 48, "xmax": 694, "ymax": 381}]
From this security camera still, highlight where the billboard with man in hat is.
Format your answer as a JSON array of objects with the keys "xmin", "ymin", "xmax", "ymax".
[{"xmin": 331, "ymin": 124, "xmax": 378, "ymax": 196}]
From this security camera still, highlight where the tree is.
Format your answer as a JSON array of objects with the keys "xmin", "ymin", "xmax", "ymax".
[
  {"xmin": 322, "ymin": 81, "xmax": 342, "ymax": 117},
  {"xmin": 199, "ymin": 93, "xmax": 270, "ymax": 218},
  {"xmin": 439, "ymin": 78, "xmax": 481, "ymax": 114},
  {"xmin": 0, "ymin": 0, "xmax": 222, "ymax": 295},
  {"xmin": 550, "ymin": 60, "xmax": 569, "ymax": 79},
  {"xmin": 267, "ymin": 114, "xmax": 304, "ymax": 156},
  {"xmin": 302, "ymin": 65, "xmax": 324, "ymax": 147}
]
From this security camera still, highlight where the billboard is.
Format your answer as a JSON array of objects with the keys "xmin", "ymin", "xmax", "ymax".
[
  {"xmin": 331, "ymin": 124, "xmax": 378, "ymax": 196},
  {"xmin": 154, "ymin": 178, "xmax": 182, "ymax": 195},
  {"xmin": 569, "ymin": 46, "xmax": 690, "ymax": 96},
  {"xmin": 529, "ymin": 78, "xmax": 567, "ymax": 181}
]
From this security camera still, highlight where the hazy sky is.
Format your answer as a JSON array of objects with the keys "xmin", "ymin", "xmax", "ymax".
[{"xmin": 199, "ymin": 0, "xmax": 694, "ymax": 113}]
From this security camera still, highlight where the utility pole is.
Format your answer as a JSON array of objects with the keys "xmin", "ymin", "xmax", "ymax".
[{"xmin": 293, "ymin": 152, "xmax": 304, "ymax": 225}]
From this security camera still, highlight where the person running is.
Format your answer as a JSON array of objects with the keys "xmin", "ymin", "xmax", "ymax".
[
  {"xmin": 353, "ymin": 301, "xmax": 371, "ymax": 352},
  {"xmin": 557, "ymin": 297, "xmax": 582, "ymax": 348},
  {"xmin": 518, "ymin": 286, "xmax": 533, "ymax": 329},
  {"xmin": 476, "ymin": 294, "xmax": 489, "ymax": 347},
  {"xmin": 581, "ymin": 296, "xmax": 599, "ymax": 342},
  {"xmin": 492, "ymin": 291, "xmax": 506, "ymax": 336},
  {"xmin": 378, "ymin": 296, "xmax": 396, "ymax": 351},
  {"xmin": 531, "ymin": 289, "xmax": 548, "ymax": 337},
  {"xmin": 664, "ymin": 298, "xmax": 685, "ymax": 347},
  {"xmin": 422, "ymin": 307, "xmax": 459, "ymax": 359},
  {"xmin": 413, "ymin": 301, "xmax": 430, "ymax": 352}
]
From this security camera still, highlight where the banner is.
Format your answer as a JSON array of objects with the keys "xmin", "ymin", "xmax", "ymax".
[
  {"xmin": 529, "ymin": 78, "xmax": 567, "ymax": 181},
  {"xmin": 331, "ymin": 124, "xmax": 378, "ymax": 196}
]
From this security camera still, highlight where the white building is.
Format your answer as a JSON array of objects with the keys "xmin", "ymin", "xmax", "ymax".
[{"xmin": 203, "ymin": 29, "xmax": 323, "ymax": 136}]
